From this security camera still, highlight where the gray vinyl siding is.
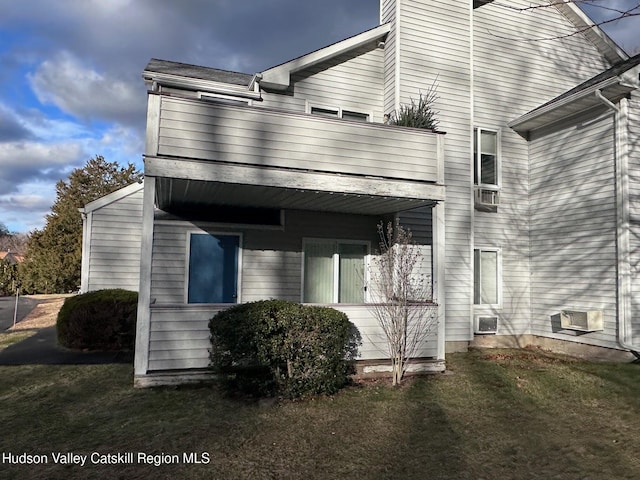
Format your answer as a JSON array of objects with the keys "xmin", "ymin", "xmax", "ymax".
[
  {"xmin": 147, "ymin": 303, "xmax": 438, "ymax": 371},
  {"xmin": 472, "ymin": 1, "xmax": 612, "ymax": 337},
  {"xmin": 473, "ymin": 1, "xmax": 610, "ymax": 120},
  {"xmin": 398, "ymin": 207, "xmax": 432, "ymax": 245},
  {"xmin": 156, "ymin": 96, "xmax": 441, "ymax": 184},
  {"xmin": 147, "ymin": 209, "xmax": 437, "ymax": 370},
  {"xmin": 628, "ymin": 91, "xmax": 640, "ymax": 346},
  {"xmin": 391, "ymin": 0, "xmax": 472, "ymax": 342},
  {"xmin": 292, "ymin": 47, "xmax": 385, "ymax": 122},
  {"xmin": 529, "ymin": 109, "xmax": 618, "ymax": 349},
  {"xmin": 150, "ymin": 210, "xmax": 381, "ymax": 304},
  {"xmin": 148, "ymin": 305, "xmax": 224, "ymax": 370},
  {"xmin": 380, "ymin": 0, "xmax": 397, "ymax": 115},
  {"xmin": 85, "ymin": 189, "xmax": 143, "ymax": 292},
  {"xmin": 259, "ymin": 46, "xmax": 385, "ymax": 121}
]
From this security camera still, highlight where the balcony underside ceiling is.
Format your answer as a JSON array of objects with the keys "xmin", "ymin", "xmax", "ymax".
[{"xmin": 155, "ymin": 177, "xmax": 436, "ymax": 216}]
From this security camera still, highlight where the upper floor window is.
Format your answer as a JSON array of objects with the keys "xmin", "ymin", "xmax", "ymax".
[
  {"xmin": 474, "ymin": 128, "xmax": 499, "ymax": 188},
  {"xmin": 309, "ymin": 104, "xmax": 370, "ymax": 122},
  {"xmin": 199, "ymin": 92, "xmax": 250, "ymax": 106},
  {"xmin": 341, "ymin": 111, "xmax": 369, "ymax": 122},
  {"xmin": 310, "ymin": 106, "xmax": 339, "ymax": 118}
]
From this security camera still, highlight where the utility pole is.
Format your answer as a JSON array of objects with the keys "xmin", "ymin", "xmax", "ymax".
[{"xmin": 12, "ymin": 282, "xmax": 19, "ymax": 328}]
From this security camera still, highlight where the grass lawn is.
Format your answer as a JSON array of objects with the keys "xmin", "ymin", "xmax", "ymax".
[
  {"xmin": 1, "ymin": 348, "xmax": 639, "ymax": 479},
  {"xmin": 0, "ymin": 330, "xmax": 37, "ymax": 351}
]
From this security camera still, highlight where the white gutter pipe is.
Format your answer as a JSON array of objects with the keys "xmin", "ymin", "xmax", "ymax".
[
  {"xmin": 595, "ymin": 89, "xmax": 618, "ymax": 113},
  {"xmin": 595, "ymin": 89, "xmax": 640, "ymax": 357}
]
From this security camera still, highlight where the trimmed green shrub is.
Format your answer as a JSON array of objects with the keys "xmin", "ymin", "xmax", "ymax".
[
  {"xmin": 57, "ymin": 289, "xmax": 138, "ymax": 351},
  {"xmin": 209, "ymin": 300, "xmax": 361, "ymax": 398}
]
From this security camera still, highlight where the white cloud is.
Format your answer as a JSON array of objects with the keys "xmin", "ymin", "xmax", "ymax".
[
  {"xmin": 0, "ymin": 141, "xmax": 82, "ymax": 171},
  {"xmin": 579, "ymin": 0, "xmax": 640, "ymax": 53},
  {"xmin": 0, "ymin": 185, "xmax": 55, "ymax": 233},
  {"xmin": 0, "ymin": 103, "xmax": 32, "ymax": 142},
  {"xmin": 28, "ymin": 51, "xmax": 146, "ymax": 127},
  {"xmin": 0, "ymin": 141, "xmax": 84, "ymax": 196}
]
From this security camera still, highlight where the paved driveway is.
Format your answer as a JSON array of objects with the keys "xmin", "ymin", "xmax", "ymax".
[
  {"xmin": 0, "ymin": 295, "xmax": 133, "ymax": 365},
  {"xmin": 0, "ymin": 326, "xmax": 134, "ymax": 365},
  {"xmin": 0, "ymin": 295, "xmax": 40, "ymax": 331}
]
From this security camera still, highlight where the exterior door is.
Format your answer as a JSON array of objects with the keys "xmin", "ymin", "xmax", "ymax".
[{"xmin": 188, "ymin": 233, "xmax": 239, "ymax": 303}]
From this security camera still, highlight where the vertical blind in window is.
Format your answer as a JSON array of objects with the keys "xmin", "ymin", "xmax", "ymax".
[
  {"xmin": 474, "ymin": 249, "xmax": 498, "ymax": 305},
  {"xmin": 338, "ymin": 243, "xmax": 367, "ymax": 303},
  {"xmin": 304, "ymin": 241, "xmax": 367, "ymax": 303},
  {"xmin": 303, "ymin": 242, "xmax": 335, "ymax": 303}
]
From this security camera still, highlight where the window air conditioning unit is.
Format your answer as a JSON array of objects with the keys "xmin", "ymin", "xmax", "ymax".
[
  {"xmin": 475, "ymin": 315, "xmax": 498, "ymax": 334},
  {"xmin": 474, "ymin": 188, "xmax": 500, "ymax": 208},
  {"xmin": 560, "ymin": 310, "xmax": 603, "ymax": 332}
]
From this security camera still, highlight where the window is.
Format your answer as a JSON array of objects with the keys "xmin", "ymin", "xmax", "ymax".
[
  {"xmin": 187, "ymin": 233, "xmax": 240, "ymax": 303},
  {"xmin": 474, "ymin": 248, "xmax": 500, "ymax": 306},
  {"xmin": 474, "ymin": 128, "xmax": 499, "ymax": 187},
  {"xmin": 199, "ymin": 93, "xmax": 250, "ymax": 106},
  {"xmin": 310, "ymin": 104, "xmax": 370, "ymax": 122},
  {"xmin": 310, "ymin": 106, "xmax": 339, "ymax": 118},
  {"xmin": 303, "ymin": 240, "xmax": 368, "ymax": 303},
  {"xmin": 341, "ymin": 110, "xmax": 369, "ymax": 122}
]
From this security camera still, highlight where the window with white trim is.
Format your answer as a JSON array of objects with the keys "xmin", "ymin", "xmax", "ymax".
[
  {"xmin": 310, "ymin": 106, "xmax": 339, "ymax": 118},
  {"xmin": 473, "ymin": 248, "xmax": 500, "ymax": 306},
  {"xmin": 303, "ymin": 240, "xmax": 368, "ymax": 303},
  {"xmin": 310, "ymin": 105, "xmax": 370, "ymax": 122},
  {"xmin": 341, "ymin": 110, "xmax": 369, "ymax": 122},
  {"xmin": 474, "ymin": 128, "xmax": 499, "ymax": 188}
]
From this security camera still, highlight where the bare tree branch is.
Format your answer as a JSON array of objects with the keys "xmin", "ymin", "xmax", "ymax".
[
  {"xmin": 367, "ymin": 220, "xmax": 438, "ymax": 385},
  {"xmin": 485, "ymin": 1, "xmax": 640, "ymax": 43}
]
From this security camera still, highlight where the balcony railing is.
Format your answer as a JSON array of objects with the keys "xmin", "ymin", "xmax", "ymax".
[{"xmin": 151, "ymin": 95, "xmax": 443, "ymax": 185}]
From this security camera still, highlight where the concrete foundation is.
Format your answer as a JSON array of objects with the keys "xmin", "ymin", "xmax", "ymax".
[{"xmin": 467, "ymin": 334, "xmax": 638, "ymax": 362}]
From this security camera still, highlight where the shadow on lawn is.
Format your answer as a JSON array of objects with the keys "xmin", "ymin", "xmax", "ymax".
[
  {"xmin": 453, "ymin": 351, "xmax": 638, "ymax": 479},
  {"xmin": 7, "ymin": 353, "xmax": 640, "ymax": 480},
  {"xmin": 400, "ymin": 377, "xmax": 469, "ymax": 479}
]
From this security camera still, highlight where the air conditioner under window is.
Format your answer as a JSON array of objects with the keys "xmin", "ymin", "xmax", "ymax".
[
  {"xmin": 474, "ymin": 188, "xmax": 500, "ymax": 208},
  {"xmin": 560, "ymin": 310, "xmax": 603, "ymax": 332},
  {"xmin": 475, "ymin": 315, "xmax": 498, "ymax": 334}
]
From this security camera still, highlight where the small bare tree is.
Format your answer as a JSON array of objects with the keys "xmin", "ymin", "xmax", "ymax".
[{"xmin": 368, "ymin": 220, "xmax": 438, "ymax": 386}]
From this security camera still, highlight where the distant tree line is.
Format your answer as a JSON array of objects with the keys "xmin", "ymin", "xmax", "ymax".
[
  {"xmin": 7, "ymin": 156, "xmax": 142, "ymax": 295},
  {"xmin": 0, "ymin": 224, "xmax": 27, "ymax": 295}
]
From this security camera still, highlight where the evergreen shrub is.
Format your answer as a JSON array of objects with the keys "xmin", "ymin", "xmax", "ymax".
[
  {"xmin": 57, "ymin": 289, "xmax": 138, "ymax": 351},
  {"xmin": 209, "ymin": 300, "xmax": 361, "ymax": 398}
]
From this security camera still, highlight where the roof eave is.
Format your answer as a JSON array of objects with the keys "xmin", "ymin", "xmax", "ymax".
[
  {"xmin": 555, "ymin": 2, "xmax": 628, "ymax": 64},
  {"xmin": 82, "ymin": 181, "xmax": 145, "ymax": 214},
  {"xmin": 142, "ymin": 70, "xmax": 260, "ymax": 99},
  {"xmin": 259, "ymin": 23, "xmax": 391, "ymax": 90},
  {"xmin": 508, "ymin": 77, "xmax": 638, "ymax": 134}
]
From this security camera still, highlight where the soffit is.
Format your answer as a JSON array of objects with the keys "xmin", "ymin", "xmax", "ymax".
[
  {"xmin": 509, "ymin": 58, "xmax": 640, "ymax": 134},
  {"xmin": 155, "ymin": 178, "xmax": 434, "ymax": 216}
]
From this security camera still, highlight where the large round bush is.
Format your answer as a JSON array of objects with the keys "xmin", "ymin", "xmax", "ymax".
[
  {"xmin": 57, "ymin": 289, "xmax": 138, "ymax": 351},
  {"xmin": 209, "ymin": 300, "xmax": 361, "ymax": 398}
]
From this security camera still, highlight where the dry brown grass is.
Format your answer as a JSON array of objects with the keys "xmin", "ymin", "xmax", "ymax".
[
  {"xmin": 1, "ymin": 349, "xmax": 640, "ymax": 479},
  {"xmin": 9, "ymin": 294, "xmax": 71, "ymax": 331}
]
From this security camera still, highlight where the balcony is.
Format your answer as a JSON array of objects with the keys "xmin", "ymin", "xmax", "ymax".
[{"xmin": 144, "ymin": 94, "xmax": 445, "ymax": 215}]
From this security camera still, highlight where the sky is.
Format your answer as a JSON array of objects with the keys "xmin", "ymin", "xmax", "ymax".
[{"xmin": 0, "ymin": 0, "xmax": 639, "ymax": 234}]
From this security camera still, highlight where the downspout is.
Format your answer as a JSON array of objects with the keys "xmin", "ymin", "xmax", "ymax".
[
  {"xmin": 79, "ymin": 208, "xmax": 90, "ymax": 294},
  {"xmin": 595, "ymin": 89, "xmax": 640, "ymax": 357}
]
